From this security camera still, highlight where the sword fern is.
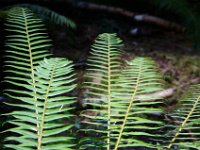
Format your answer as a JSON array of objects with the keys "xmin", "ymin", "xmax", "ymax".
[
  {"xmin": 165, "ymin": 84, "xmax": 200, "ymax": 150},
  {"xmin": 81, "ymin": 33, "xmax": 165, "ymax": 150},
  {"xmin": 3, "ymin": 7, "xmax": 76, "ymax": 150}
]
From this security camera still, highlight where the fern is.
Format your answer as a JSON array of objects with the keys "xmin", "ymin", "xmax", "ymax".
[
  {"xmin": 0, "ymin": 4, "xmax": 76, "ymax": 29},
  {"xmin": 3, "ymin": 7, "xmax": 76, "ymax": 150},
  {"xmin": 112, "ymin": 57, "xmax": 165, "ymax": 149},
  {"xmin": 81, "ymin": 33, "xmax": 165, "ymax": 149},
  {"xmin": 81, "ymin": 33, "xmax": 123, "ymax": 149},
  {"xmin": 165, "ymin": 84, "xmax": 200, "ymax": 150},
  {"xmin": 4, "ymin": 6, "xmax": 52, "ymax": 90},
  {"xmin": 4, "ymin": 6, "xmax": 52, "ymax": 97},
  {"xmin": 4, "ymin": 58, "xmax": 76, "ymax": 150},
  {"xmin": 17, "ymin": 3, "xmax": 76, "ymax": 29}
]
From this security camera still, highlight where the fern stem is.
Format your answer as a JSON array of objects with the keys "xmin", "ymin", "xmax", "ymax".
[
  {"xmin": 107, "ymin": 34, "xmax": 111, "ymax": 150},
  {"xmin": 37, "ymin": 61, "xmax": 57, "ymax": 150},
  {"xmin": 167, "ymin": 95, "xmax": 200, "ymax": 149},
  {"xmin": 114, "ymin": 60, "xmax": 143, "ymax": 150},
  {"xmin": 23, "ymin": 8, "xmax": 40, "ymax": 135}
]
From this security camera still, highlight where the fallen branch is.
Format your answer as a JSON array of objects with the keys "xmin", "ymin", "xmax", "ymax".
[
  {"xmin": 139, "ymin": 78, "xmax": 200, "ymax": 101},
  {"xmin": 66, "ymin": 0, "xmax": 185, "ymax": 32},
  {"xmin": 136, "ymin": 88, "xmax": 176, "ymax": 101}
]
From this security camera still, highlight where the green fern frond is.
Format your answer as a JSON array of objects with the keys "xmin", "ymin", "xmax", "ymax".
[
  {"xmin": 166, "ymin": 84, "xmax": 200, "ymax": 150},
  {"xmin": 4, "ymin": 58, "xmax": 76, "ymax": 150},
  {"xmin": 4, "ymin": 7, "xmax": 52, "ymax": 83},
  {"xmin": 81, "ymin": 33, "xmax": 123, "ymax": 149},
  {"xmin": 81, "ymin": 33, "xmax": 164, "ymax": 149},
  {"xmin": 17, "ymin": 4, "xmax": 76, "ymax": 29},
  {"xmin": 3, "ymin": 7, "xmax": 76, "ymax": 150},
  {"xmin": 112, "ymin": 57, "xmax": 164, "ymax": 150}
]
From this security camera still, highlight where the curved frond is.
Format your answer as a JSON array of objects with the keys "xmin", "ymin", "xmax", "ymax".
[
  {"xmin": 165, "ymin": 84, "xmax": 200, "ymax": 150},
  {"xmin": 81, "ymin": 33, "xmax": 165, "ymax": 149},
  {"xmin": 5, "ymin": 58, "xmax": 76, "ymax": 150},
  {"xmin": 17, "ymin": 4, "xmax": 76, "ymax": 29}
]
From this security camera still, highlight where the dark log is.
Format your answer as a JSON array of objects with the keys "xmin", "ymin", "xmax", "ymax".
[{"xmin": 65, "ymin": 0, "xmax": 185, "ymax": 32}]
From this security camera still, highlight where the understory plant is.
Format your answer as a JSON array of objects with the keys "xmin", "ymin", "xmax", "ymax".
[
  {"xmin": 0, "ymin": 3, "xmax": 76, "ymax": 29},
  {"xmin": 0, "ymin": 6, "xmax": 200, "ymax": 150},
  {"xmin": 2, "ymin": 7, "xmax": 76, "ymax": 150}
]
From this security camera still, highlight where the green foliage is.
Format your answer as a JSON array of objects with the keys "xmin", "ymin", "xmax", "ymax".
[
  {"xmin": 81, "ymin": 33, "xmax": 164, "ymax": 149},
  {"xmin": 17, "ymin": 4, "xmax": 76, "ymax": 29},
  {"xmin": 166, "ymin": 84, "xmax": 200, "ymax": 149},
  {"xmin": 4, "ymin": 7, "xmax": 52, "ymax": 75},
  {"xmin": 4, "ymin": 58, "xmax": 76, "ymax": 150},
  {"xmin": 3, "ymin": 7, "xmax": 76, "ymax": 150},
  {"xmin": 0, "ymin": 4, "xmax": 76, "ymax": 29},
  {"xmin": 0, "ymin": 5, "xmax": 200, "ymax": 150}
]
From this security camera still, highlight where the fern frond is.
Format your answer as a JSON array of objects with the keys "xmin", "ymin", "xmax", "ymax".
[
  {"xmin": 3, "ymin": 7, "xmax": 76, "ymax": 150},
  {"xmin": 4, "ymin": 7, "xmax": 52, "ymax": 84},
  {"xmin": 81, "ymin": 33, "xmax": 165, "ymax": 149},
  {"xmin": 4, "ymin": 8, "xmax": 52, "ymax": 129},
  {"xmin": 81, "ymin": 33, "xmax": 122, "ymax": 149},
  {"xmin": 5, "ymin": 58, "xmax": 76, "ymax": 150},
  {"xmin": 165, "ymin": 84, "xmax": 200, "ymax": 150},
  {"xmin": 112, "ymin": 57, "xmax": 164, "ymax": 150},
  {"xmin": 17, "ymin": 4, "xmax": 76, "ymax": 29}
]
